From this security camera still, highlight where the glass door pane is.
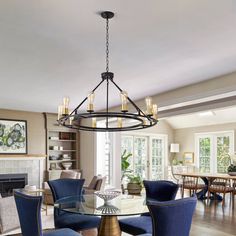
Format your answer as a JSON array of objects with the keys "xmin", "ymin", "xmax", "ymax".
[
  {"xmin": 199, "ymin": 137, "xmax": 211, "ymax": 173},
  {"xmin": 216, "ymin": 135, "xmax": 231, "ymax": 173},
  {"xmin": 121, "ymin": 135, "xmax": 134, "ymax": 170},
  {"xmin": 150, "ymin": 138, "xmax": 164, "ymax": 180},
  {"xmin": 133, "ymin": 136, "xmax": 148, "ymax": 179}
]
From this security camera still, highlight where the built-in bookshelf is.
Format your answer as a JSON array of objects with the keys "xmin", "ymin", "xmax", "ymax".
[{"xmin": 44, "ymin": 113, "xmax": 80, "ymax": 180}]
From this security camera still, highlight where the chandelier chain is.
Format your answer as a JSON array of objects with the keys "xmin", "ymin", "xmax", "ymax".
[{"xmin": 106, "ymin": 18, "xmax": 109, "ymax": 72}]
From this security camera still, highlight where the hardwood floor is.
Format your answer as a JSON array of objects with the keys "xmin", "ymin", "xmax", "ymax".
[{"xmin": 188, "ymin": 195, "xmax": 236, "ymax": 236}]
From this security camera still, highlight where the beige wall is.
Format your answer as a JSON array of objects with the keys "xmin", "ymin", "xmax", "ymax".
[
  {"xmin": 141, "ymin": 119, "xmax": 174, "ymax": 141},
  {"xmin": 80, "ymin": 131, "xmax": 95, "ymax": 184},
  {"xmin": 174, "ymin": 122, "xmax": 236, "ymax": 162},
  {"xmin": 0, "ymin": 109, "xmax": 45, "ymax": 155}
]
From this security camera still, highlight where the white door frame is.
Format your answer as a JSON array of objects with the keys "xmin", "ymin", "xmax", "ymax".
[
  {"xmin": 121, "ymin": 132, "xmax": 168, "ymax": 180},
  {"xmin": 195, "ymin": 130, "xmax": 234, "ymax": 173}
]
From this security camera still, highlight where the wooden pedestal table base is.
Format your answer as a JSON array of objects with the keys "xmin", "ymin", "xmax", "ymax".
[{"xmin": 98, "ymin": 215, "xmax": 121, "ymax": 236}]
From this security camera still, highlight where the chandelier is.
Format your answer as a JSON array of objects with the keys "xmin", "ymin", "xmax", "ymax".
[{"xmin": 57, "ymin": 11, "xmax": 158, "ymax": 132}]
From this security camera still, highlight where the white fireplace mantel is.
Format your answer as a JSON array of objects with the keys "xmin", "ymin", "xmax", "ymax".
[{"xmin": 0, "ymin": 155, "xmax": 46, "ymax": 188}]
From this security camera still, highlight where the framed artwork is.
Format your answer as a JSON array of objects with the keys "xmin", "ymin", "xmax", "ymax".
[
  {"xmin": 0, "ymin": 119, "xmax": 27, "ymax": 154},
  {"xmin": 184, "ymin": 152, "xmax": 194, "ymax": 164}
]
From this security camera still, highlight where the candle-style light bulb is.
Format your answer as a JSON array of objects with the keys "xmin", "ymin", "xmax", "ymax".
[
  {"xmin": 68, "ymin": 111, "xmax": 74, "ymax": 125},
  {"xmin": 145, "ymin": 96, "xmax": 153, "ymax": 116},
  {"xmin": 120, "ymin": 91, "xmax": 128, "ymax": 112},
  {"xmin": 142, "ymin": 117, "xmax": 148, "ymax": 126},
  {"xmin": 152, "ymin": 104, "xmax": 158, "ymax": 119},
  {"xmin": 58, "ymin": 105, "xmax": 63, "ymax": 120},
  {"xmin": 117, "ymin": 117, "xmax": 122, "ymax": 128},
  {"xmin": 63, "ymin": 97, "xmax": 70, "ymax": 115},
  {"xmin": 92, "ymin": 117, "xmax": 97, "ymax": 128},
  {"xmin": 87, "ymin": 92, "xmax": 95, "ymax": 112}
]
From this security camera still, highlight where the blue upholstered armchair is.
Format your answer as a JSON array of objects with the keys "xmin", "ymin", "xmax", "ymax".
[
  {"xmin": 47, "ymin": 179, "xmax": 100, "ymax": 232},
  {"xmin": 119, "ymin": 180, "xmax": 179, "ymax": 235},
  {"xmin": 14, "ymin": 191, "xmax": 81, "ymax": 236},
  {"xmin": 143, "ymin": 180, "xmax": 179, "ymax": 202},
  {"xmin": 147, "ymin": 195, "xmax": 197, "ymax": 236}
]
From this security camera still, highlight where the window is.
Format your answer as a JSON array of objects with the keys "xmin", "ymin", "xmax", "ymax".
[
  {"xmin": 195, "ymin": 131, "xmax": 234, "ymax": 173},
  {"xmin": 121, "ymin": 134, "xmax": 167, "ymax": 180},
  {"xmin": 96, "ymin": 132, "xmax": 113, "ymax": 185},
  {"xmin": 199, "ymin": 136, "xmax": 211, "ymax": 173}
]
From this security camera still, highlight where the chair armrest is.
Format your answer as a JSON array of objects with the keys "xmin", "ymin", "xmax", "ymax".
[{"xmin": 84, "ymin": 189, "xmax": 97, "ymax": 194}]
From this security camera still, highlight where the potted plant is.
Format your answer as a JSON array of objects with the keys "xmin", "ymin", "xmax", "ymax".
[
  {"xmin": 227, "ymin": 153, "xmax": 236, "ymax": 175},
  {"xmin": 227, "ymin": 164, "xmax": 236, "ymax": 176},
  {"xmin": 121, "ymin": 150, "xmax": 132, "ymax": 193},
  {"xmin": 127, "ymin": 175, "xmax": 142, "ymax": 195}
]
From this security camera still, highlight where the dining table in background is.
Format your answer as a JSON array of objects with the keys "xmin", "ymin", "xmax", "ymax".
[{"xmin": 176, "ymin": 172, "xmax": 236, "ymax": 200}]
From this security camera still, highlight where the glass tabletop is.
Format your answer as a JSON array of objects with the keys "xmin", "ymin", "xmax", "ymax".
[{"xmin": 54, "ymin": 194, "xmax": 148, "ymax": 216}]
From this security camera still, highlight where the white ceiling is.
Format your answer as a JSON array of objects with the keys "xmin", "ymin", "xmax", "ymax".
[
  {"xmin": 165, "ymin": 106, "xmax": 236, "ymax": 129},
  {"xmin": 0, "ymin": 0, "xmax": 236, "ymax": 112}
]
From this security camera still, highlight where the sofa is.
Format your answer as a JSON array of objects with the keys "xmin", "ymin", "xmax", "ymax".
[
  {"xmin": 83, "ymin": 175, "xmax": 106, "ymax": 194},
  {"xmin": 0, "ymin": 194, "xmax": 20, "ymax": 234}
]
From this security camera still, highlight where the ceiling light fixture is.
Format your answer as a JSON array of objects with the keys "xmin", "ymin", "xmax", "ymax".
[
  {"xmin": 198, "ymin": 111, "xmax": 215, "ymax": 117},
  {"xmin": 57, "ymin": 11, "xmax": 158, "ymax": 132}
]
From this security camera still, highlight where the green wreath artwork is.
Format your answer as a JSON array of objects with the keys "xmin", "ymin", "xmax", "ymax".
[{"xmin": 0, "ymin": 119, "xmax": 27, "ymax": 154}]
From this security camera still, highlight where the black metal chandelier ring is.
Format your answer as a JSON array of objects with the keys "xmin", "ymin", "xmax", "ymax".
[{"xmin": 59, "ymin": 111, "xmax": 158, "ymax": 132}]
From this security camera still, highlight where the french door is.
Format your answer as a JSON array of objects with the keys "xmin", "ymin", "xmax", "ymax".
[
  {"xmin": 121, "ymin": 134, "xmax": 167, "ymax": 180},
  {"xmin": 195, "ymin": 131, "xmax": 234, "ymax": 173}
]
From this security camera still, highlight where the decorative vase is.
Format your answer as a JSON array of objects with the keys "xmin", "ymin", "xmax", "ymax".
[{"xmin": 62, "ymin": 162, "xmax": 72, "ymax": 170}]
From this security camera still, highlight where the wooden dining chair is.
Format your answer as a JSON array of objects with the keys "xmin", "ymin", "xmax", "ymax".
[
  {"xmin": 232, "ymin": 179, "xmax": 236, "ymax": 208},
  {"xmin": 182, "ymin": 176, "xmax": 205, "ymax": 198},
  {"xmin": 207, "ymin": 177, "xmax": 234, "ymax": 207}
]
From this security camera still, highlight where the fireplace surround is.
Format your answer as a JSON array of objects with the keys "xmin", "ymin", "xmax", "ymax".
[{"xmin": 0, "ymin": 156, "xmax": 46, "ymax": 190}]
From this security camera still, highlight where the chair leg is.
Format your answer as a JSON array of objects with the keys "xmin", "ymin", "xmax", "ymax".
[
  {"xmin": 222, "ymin": 193, "xmax": 226, "ymax": 207},
  {"xmin": 180, "ymin": 185, "xmax": 183, "ymax": 198},
  {"xmin": 207, "ymin": 189, "xmax": 210, "ymax": 204},
  {"xmin": 232, "ymin": 193, "xmax": 235, "ymax": 209},
  {"xmin": 182, "ymin": 187, "xmax": 184, "ymax": 198}
]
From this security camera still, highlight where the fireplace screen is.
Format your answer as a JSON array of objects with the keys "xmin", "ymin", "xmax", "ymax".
[{"xmin": 0, "ymin": 173, "xmax": 28, "ymax": 197}]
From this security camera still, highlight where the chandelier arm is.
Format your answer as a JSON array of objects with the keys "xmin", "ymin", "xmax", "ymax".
[
  {"xmin": 68, "ymin": 78, "xmax": 106, "ymax": 116},
  {"xmin": 109, "ymin": 78, "xmax": 148, "ymax": 117}
]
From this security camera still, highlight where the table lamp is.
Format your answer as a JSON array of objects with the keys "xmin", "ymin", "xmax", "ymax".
[{"xmin": 170, "ymin": 143, "xmax": 180, "ymax": 165}]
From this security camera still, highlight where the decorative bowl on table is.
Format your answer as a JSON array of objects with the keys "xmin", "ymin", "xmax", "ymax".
[{"xmin": 94, "ymin": 190, "xmax": 121, "ymax": 204}]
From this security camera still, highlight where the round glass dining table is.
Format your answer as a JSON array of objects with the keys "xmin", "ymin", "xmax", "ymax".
[{"xmin": 54, "ymin": 194, "xmax": 148, "ymax": 236}]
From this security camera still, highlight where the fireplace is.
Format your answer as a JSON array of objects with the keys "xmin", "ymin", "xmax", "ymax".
[{"xmin": 0, "ymin": 173, "xmax": 28, "ymax": 197}]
